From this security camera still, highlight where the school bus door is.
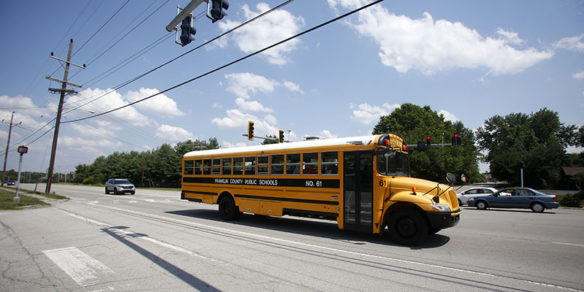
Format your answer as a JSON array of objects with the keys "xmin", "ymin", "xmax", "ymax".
[{"xmin": 343, "ymin": 151, "xmax": 374, "ymax": 232}]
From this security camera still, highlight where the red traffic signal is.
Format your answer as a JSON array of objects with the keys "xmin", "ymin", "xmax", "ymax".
[
  {"xmin": 426, "ymin": 135, "xmax": 431, "ymax": 146},
  {"xmin": 17, "ymin": 145, "xmax": 28, "ymax": 154},
  {"xmin": 452, "ymin": 133, "xmax": 461, "ymax": 145}
]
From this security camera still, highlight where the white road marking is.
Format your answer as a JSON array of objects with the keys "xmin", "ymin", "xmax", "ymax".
[
  {"xmin": 553, "ymin": 242, "xmax": 584, "ymax": 248},
  {"xmin": 43, "ymin": 247, "xmax": 114, "ymax": 287},
  {"xmin": 85, "ymin": 202, "xmax": 584, "ymax": 292},
  {"xmin": 60, "ymin": 210, "xmax": 213, "ymax": 261}
]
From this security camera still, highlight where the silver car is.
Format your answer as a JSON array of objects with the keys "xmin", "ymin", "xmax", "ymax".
[
  {"xmin": 457, "ymin": 187, "xmax": 498, "ymax": 206},
  {"xmin": 105, "ymin": 179, "xmax": 136, "ymax": 195}
]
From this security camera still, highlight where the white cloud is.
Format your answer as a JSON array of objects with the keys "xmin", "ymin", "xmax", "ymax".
[
  {"xmin": 439, "ymin": 109, "xmax": 458, "ymax": 122},
  {"xmin": 235, "ymin": 97, "xmax": 273, "ymax": 112},
  {"xmin": 222, "ymin": 140, "xmax": 247, "ymax": 148},
  {"xmin": 212, "ymin": 109, "xmax": 277, "ymax": 136},
  {"xmin": 572, "ymin": 71, "xmax": 584, "ymax": 80},
  {"xmin": 351, "ymin": 102, "xmax": 400, "ymax": 125},
  {"xmin": 283, "ymin": 81, "xmax": 304, "ymax": 94},
  {"xmin": 60, "ymin": 136, "xmax": 121, "ymax": 154},
  {"xmin": 66, "ymin": 88, "xmax": 149, "ymax": 126},
  {"xmin": 125, "ymin": 88, "xmax": 184, "ymax": 117},
  {"xmin": 218, "ymin": 3, "xmax": 305, "ymax": 65},
  {"xmin": 225, "ymin": 73, "xmax": 278, "ymax": 99},
  {"xmin": 264, "ymin": 114, "xmax": 278, "ymax": 125},
  {"xmin": 154, "ymin": 124, "xmax": 195, "ymax": 142},
  {"xmin": 70, "ymin": 123, "xmax": 115, "ymax": 138},
  {"xmin": 319, "ymin": 130, "xmax": 337, "ymax": 139},
  {"xmin": 0, "ymin": 95, "xmax": 51, "ymax": 130},
  {"xmin": 328, "ymin": 1, "xmax": 553, "ymax": 75},
  {"xmin": 553, "ymin": 33, "xmax": 584, "ymax": 52},
  {"xmin": 496, "ymin": 28, "xmax": 524, "ymax": 45},
  {"xmin": 212, "ymin": 109, "xmax": 256, "ymax": 128}
]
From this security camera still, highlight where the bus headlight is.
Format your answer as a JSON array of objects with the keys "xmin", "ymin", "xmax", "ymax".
[{"xmin": 431, "ymin": 204, "xmax": 451, "ymax": 212}]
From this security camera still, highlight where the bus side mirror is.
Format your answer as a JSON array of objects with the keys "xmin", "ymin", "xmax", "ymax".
[{"xmin": 446, "ymin": 173, "xmax": 456, "ymax": 185}]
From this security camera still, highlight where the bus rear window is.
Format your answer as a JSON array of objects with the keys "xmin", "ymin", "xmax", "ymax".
[{"xmin": 184, "ymin": 160, "xmax": 194, "ymax": 175}]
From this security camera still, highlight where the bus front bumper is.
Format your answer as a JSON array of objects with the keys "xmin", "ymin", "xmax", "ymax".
[{"xmin": 426, "ymin": 210, "xmax": 461, "ymax": 230}]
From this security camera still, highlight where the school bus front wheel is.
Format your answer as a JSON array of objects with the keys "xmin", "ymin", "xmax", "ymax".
[{"xmin": 388, "ymin": 208, "xmax": 429, "ymax": 246}]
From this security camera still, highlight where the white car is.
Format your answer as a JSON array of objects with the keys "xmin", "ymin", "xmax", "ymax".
[
  {"xmin": 457, "ymin": 187, "xmax": 498, "ymax": 206},
  {"xmin": 105, "ymin": 178, "xmax": 136, "ymax": 195}
]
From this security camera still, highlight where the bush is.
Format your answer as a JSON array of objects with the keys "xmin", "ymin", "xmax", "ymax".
[{"xmin": 559, "ymin": 191, "xmax": 584, "ymax": 208}]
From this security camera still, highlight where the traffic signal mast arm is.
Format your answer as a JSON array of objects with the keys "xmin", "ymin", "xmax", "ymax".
[
  {"xmin": 166, "ymin": 0, "xmax": 229, "ymax": 46},
  {"xmin": 407, "ymin": 134, "xmax": 462, "ymax": 149}
]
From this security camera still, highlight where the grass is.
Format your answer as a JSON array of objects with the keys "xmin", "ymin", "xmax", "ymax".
[{"xmin": 0, "ymin": 188, "xmax": 48, "ymax": 210}]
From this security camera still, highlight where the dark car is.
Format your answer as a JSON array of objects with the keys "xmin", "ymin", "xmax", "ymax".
[
  {"xmin": 105, "ymin": 178, "xmax": 135, "ymax": 195},
  {"xmin": 467, "ymin": 187, "xmax": 559, "ymax": 213}
]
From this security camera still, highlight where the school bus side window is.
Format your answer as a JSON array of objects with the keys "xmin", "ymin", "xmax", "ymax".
[
  {"xmin": 271, "ymin": 155, "xmax": 284, "ymax": 175},
  {"xmin": 258, "ymin": 156, "xmax": 269, "ymax": 175},
  {"xmin": 194, "ymin": 160, "xmax": 202, "ymax": 175},
  {"xmin": 321, "ymin": 152, "xmax": 338, "ymax": 175},
  {"xmin": 212, "ymin": 159, "xmax": 221, "ymax": 175},
  {"xmin": 286, "ymin": 154, "xmax": 301, "ymax": 175},
  {"xmin": 302, "ymin": 153, "xmax": 318, "ymax": 175},
  {"xmin": 203, "ymin": 160, "xmax": 212, "ymax": 175},
  {"xmin": 245, "ymin": 157, "xmax": 256, "ymax": 175},
  {"xmin": 233, "ymin": 157, "xmax": 243, "ymax": 175},
  {"xmin": 184, "ymin": 160, "xmax": 194, "ymax": 175},
  {"xmin": 222, "ymin": 158, "xmax": 232, "ymax": 175}
]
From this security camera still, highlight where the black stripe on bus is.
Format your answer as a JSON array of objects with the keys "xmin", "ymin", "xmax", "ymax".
[
  {"xmin": 234, "ymin": 194, "xmax": 339, "ymax": 206},
  {"xmin": 182, "ymin": 177, "xmax": 340, "ymax": 189},
  {"xmin": 182, "ymin": 190, "xmax": 218, "ymax": 196}
]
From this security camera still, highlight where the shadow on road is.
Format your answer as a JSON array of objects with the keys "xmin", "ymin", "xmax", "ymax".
[
  {"xmin": 166, "ymin": 209, "xmax": 451, "ymax": 249},
  {"xmin": 102, "ymin": 226, "xmax": 220, "ymax": 291}
]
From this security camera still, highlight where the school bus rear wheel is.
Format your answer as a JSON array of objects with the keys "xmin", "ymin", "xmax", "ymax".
[{"xmin": 218, "ymin": 195, "xmax": 240, "ymax": 220}]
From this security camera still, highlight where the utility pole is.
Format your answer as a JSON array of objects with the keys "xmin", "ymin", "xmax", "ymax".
[
  {"xmin": 45, "ymin": 39, "xmax": 85, "ymax": 194},
  {"xmin": 1, "ymin": 112, "xmax": 15, "ymax": 186}
]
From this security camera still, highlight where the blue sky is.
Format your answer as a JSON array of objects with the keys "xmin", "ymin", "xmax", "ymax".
[{"xmin": 1, "ymin": 0, "xmax": 583, "ymax": 173}]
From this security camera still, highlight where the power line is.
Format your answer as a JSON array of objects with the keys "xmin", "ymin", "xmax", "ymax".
[
  {"xmin": 62, "ymin": 0, "xmax": 384, "ymax": 124},
  {"xmin": 81, "ymin": 33, "xmax": 173, "ymax": 87},
  {"xmin": 85, "ymin": 0, "xmax": 170, "ymax": 66},
  {"xmin": 62, "ymin": 0, "xmax": 295, "ymax": 117},
  {"xmin": 73, "ymin": 0, "xmax": 131, "ymax": 57}
]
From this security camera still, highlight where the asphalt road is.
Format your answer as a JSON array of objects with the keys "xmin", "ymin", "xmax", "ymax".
[{"xmin": 1, "ymin": 184, "xmax": 583, "ymax": 291}]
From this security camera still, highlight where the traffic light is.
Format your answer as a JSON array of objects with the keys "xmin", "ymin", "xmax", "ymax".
[
  {"xmin": 452, "ymin": 133, "xmax": 461, "ymax": 145},
  {"xmin": 180, "ymin": 15, "xmax": 196, "ymax": 46},
  {"xmin": 17, "ymin": 146, "xmax": 28, "ymax": 154},
  {"xmin": 210, "ymin": 0, "xmax": 229, "ymax": 22},
  {"xmin": 426, "ymin": 135, "xmax": 431, "ymax": 147},
  {"xmin": 278, "ymin": 130, "xmax": 284, "ymax": 143},
  {"xmin": 247, "ymin": 121, "xmax": 254, "ymax": 141}
]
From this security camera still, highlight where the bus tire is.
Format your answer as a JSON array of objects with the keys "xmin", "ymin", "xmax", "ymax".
[
  {"xmin": 388, "ymin": 209, "xmax": 428, "ymax": 246},
  {"xmin": 218, "ymin": 195, "xmax": 239, "ymax": 220}
]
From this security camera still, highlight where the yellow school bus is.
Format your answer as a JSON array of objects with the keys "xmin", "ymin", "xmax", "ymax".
[{"xmin": 181, "ymin": 134, "xmax": 461, "ymax": 245}]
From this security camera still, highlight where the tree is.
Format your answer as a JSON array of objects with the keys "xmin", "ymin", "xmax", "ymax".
[
  {"xmin": 262, "ymin": 135, "xmax": 279, "ymax": 145},
  {"xmin": 476, "ymin": 108, "xmax": 578, "ymax": 188},
  {"xmin": 73, "ymin": 137, "xmax": 220, "ymax": 188},
  {"xmin": 373, "ymin": 103, "xmax": 482, "ymax": 183}
]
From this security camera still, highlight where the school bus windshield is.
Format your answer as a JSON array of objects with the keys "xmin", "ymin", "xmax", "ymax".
[{"xmin": 376, "ymin": 149, "xmax": 410, "ymax": 177}]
